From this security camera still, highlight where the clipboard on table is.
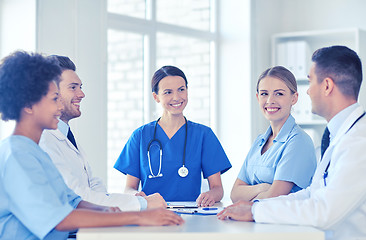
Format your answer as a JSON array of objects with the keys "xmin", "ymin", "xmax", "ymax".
[
  {"xmin": 166, "ymin": 201, "xmax": 198, "ymax": 209},
  {"xmin": 172, "ymin": 207, "xmax": 224, "ymax": 215},
  {"xmin": 167, "ymin": 201, "xmax": 223, "ymax": 215}
]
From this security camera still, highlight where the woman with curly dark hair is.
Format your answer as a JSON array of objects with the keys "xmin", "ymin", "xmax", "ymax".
[{"xmin": 0, "ymin": 51, "xmax": 183, "ymax": 240}]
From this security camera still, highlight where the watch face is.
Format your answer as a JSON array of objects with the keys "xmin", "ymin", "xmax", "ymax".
[{"xmin": 178, "ymin": 166, "xmax": 189, "ymax": 177}]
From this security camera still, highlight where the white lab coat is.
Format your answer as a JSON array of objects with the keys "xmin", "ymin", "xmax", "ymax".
[
  {"xmin": 253, "ymin": 105, "xmax": 366, "ymax": 240},
  {"xmin": 39, "ymin": 129, "xmax": 142, "ymax": 211}
]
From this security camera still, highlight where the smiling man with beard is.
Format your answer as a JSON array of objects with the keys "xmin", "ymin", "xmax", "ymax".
[{"xmin": 40, "ymin": 55, "xmax": 167, "ymax": 211}]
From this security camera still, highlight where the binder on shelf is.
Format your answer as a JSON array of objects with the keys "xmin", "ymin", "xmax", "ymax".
[
  {"xmin": 275, "ymin": 40, "xmax": 310, "ymax": 80},
  {"xmin": 295, "ymin": 41, "xmax": 311, "ymax": 79},
  {"xmin": 276, "ymin": 42, "xmax": 288, "ymax": 67},
  {"xmin": 286, "ymin": 41, "xmax": 297, "ymax": 75},
  {"xmin": 292, "ymin": 85, "xmax": 312, "ymax": 122}
]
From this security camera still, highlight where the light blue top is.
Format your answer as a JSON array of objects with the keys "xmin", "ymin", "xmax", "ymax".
[
  {"xmin": 57, "ymin": 120, "xmax": 147, "ymax": 209},
  {"xmin": 114, "ymin": 120, "xmax": 232, "ymax": 201},
  {"xmin": 238, "ymin": 115, "xmax": 317, "ymax": 192},
  {"xmin": 0, "ymin": 135, "xmax": 82, "ymax": 240}
]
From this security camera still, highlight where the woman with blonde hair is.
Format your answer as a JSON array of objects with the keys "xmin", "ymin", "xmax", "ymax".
[{"xmin": 230, "ymin": 66, "xmax": 317, "ymax": 202}]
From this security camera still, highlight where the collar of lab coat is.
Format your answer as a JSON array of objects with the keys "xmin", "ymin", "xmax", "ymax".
[
  {"xmin": 57, "ymin": 119, "xmax": 69, "ymax": 137},
  {"xmin": 51, "ymin": 128, "xmax": 80, "ymax": 153},
  {"xmin": 322, "ymin": 104, "xmax": 365, "ymax": 160}
]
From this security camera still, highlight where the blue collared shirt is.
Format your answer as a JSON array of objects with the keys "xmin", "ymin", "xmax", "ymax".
[{"xmin": 238, "ymin": 115, "xmax": 317, "ymax": 192}]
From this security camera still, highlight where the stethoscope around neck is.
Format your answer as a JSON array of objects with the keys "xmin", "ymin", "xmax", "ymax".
[{"xmin": 147, "ymin": 117, "xmax": 189, "ymax": 178}]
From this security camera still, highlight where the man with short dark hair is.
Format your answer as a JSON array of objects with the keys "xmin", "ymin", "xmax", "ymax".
[
  {"xmin": 40, "ymin": 55, "xmax": 166, "ymax": 211},
  {"xmin": 218, "ymin": 46, "xmax": 366, "ymax": 240}
]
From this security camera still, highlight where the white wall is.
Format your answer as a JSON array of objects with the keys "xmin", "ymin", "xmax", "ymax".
[
  {"xmin": 0, "ymin": 0, "xmax": 36, "ymax": 57},
  {"xmin": 0, "ymin": 0, "xmax": 36, "ymax": 139},
  {"xmin": 250, "ymin": 0, "xmax": 282, "ymax": 138},
  {"xmin": 250, "ymin": 0, "xmax": 366, "ymax": 137},
  {"xmin": 218, "ymin": 0, "xmax": 251, "ymax": 201},
  {"xmin": 37, "ymin": 0, "xmax": 108, "ymax": 182}
]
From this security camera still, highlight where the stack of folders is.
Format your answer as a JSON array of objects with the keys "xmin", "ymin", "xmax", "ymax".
[{"xmin": 276, "ymin": 40, "xmax": 311, "ymax": 80}]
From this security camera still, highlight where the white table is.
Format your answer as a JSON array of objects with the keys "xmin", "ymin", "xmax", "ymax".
[{"xmin": 77, "ymin": 214, "xmax": 325, "ymax": 240}]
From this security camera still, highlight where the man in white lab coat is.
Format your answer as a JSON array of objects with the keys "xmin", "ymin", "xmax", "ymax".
[
  {"xmin": 40, "ymin": 55, "xmax": 166, "ymax": 211},
  {"xmin": 218, "ymin": 45, "xmax": 366, "ymax": 240}
]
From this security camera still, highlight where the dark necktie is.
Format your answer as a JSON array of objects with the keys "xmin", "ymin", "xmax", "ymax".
[
  {"xmin": 67, "ymin": 128, "xmax": 78, "ymax": 150},
  {"xmin": 320, "ymin": 127, "xmax": 330, "ymax": 159}
]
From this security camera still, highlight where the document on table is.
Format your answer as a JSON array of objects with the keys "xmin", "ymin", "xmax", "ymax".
[
  {"xmin": 166, "ymin": 201, "xmax": 198, "ymax": 209},
  {"xmin": 172, "ymin": 207, "xmax": 223, "ymax": 215},
  {"xmin": 166, "ymin": 203, "xmax": 222, "ymax": 215}
]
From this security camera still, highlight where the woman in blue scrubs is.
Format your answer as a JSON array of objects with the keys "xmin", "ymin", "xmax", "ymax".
[
  {"xmin": 230, "ymin": 66, "xmax": 317, "ymax": 203},
  {"xmin": 114, "ymin": 66, "xmax": 232, "ymax": 207},
  {"xmin": 0, "ymin": 52, "xmax": 183, "ymax": 240}
]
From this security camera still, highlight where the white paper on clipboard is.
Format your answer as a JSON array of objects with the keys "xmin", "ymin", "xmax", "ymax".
[
  {"xmin": 166, "ymin": 201, "xmax": 198, "ymax": 209},
  {"xmin": 170, "ymin": 207, "xmax": 224, "ymax": 215}
]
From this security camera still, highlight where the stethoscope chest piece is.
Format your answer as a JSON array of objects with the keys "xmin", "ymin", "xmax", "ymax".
[
  {"xmin": 178, "ymin": 165, "xmax": 189, "ymax": 177},
  {"xmin": 148, "ymin": 117, "xmax": 189, "ymax": 179}
]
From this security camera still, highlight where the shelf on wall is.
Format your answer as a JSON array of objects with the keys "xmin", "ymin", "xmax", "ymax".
[{"xmin": 272, "ymin": 28, "xmax": 366, "ymax": 147}]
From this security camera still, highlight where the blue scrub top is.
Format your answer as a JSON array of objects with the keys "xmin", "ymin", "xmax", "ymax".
[
  {"xmin": 238, "ymin": 115, "xmax": 317, "ymax": 192},
  {"xmin": 0, "ymin": 136, "xmax": 82, "ymax": 240},
  {"xmin": 114, "ymin": 120, "xmax": 232, "ymax": 201}
]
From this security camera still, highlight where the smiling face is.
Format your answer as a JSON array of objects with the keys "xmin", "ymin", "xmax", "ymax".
[
  {"xmin": 153, "ymin": 76, "xmax": 188, "ymax": 117},
  {"xmin": 59, "ymin": 70, "xmax": 85, "ymax": 123},
  {"xmin": 32, "ymin": 82, "xmax": 64, "ymax": 130},
  {"xmin": 256, "ymin": 76, "xmax": 298, "ymax": 127}
]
